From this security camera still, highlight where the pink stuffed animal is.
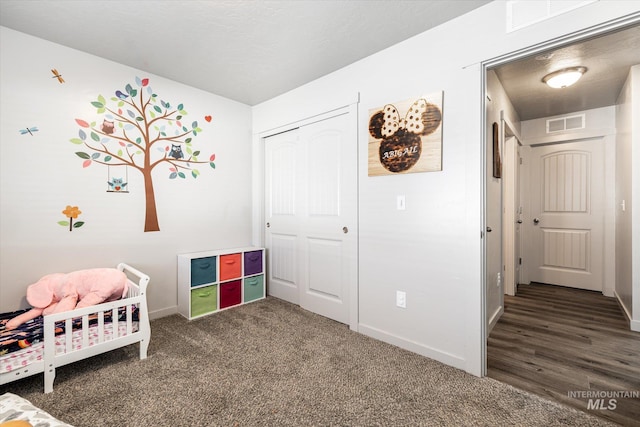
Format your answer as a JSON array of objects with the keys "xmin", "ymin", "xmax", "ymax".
[{"xmin": 4, "ymin": 268, "xmax": 129, "ymax": 330}]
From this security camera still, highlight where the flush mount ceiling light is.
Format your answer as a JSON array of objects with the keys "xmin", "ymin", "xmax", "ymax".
[{"xmin": 542, "ymin": 66, "xmax": 587, "ymax": 89}]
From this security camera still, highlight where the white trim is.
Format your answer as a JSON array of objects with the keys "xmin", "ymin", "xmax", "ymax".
[
  {"xmin": 488, "ymin": 305, "xmax": 504, "ymax": 333},
  {"xmin": 149, "ymin": 306, "xmax": 177, "ymax": 320},
  {"xmin": 615, "ymin": 290, "xmax": 638, "ymax": 331},
  {"xmin": 358, "ymin": 323, "xmax": 466, "ymax": 370}
]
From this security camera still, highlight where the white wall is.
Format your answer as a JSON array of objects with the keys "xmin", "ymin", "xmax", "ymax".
[
  {"xmin": 615, "ymin": 64, "xmax": 640, "ymax": 330},
  {"xmin": 0, "ymin": 27, "xmax": 254, "ymax": 318},
  {"xmin": 253, "ymin": 0, "xmax": 640, "ymax": 376},
  {"xmin": 486, "ymin": 70, "xmax": 521, "ymax": 331}
]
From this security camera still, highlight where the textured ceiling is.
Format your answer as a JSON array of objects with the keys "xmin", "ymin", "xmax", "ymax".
[
  {"xmin": 492, "ymin": 24, "xmax": 640, "ymax": 121},
  {"xmin": 0, "ymin": 0, "xmax": 491, "ymax": 105}
]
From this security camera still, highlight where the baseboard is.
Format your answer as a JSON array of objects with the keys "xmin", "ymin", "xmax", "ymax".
[
  {"xmin": 488, "ymin": 305, "xmax": 504, "ymax": 333},
  {"xmin": 613, "ymin": 291, "xmax": 637, "ymax": 331},
  {"xmin": 149, "ymin": 305, "xmax": 177, "ymax": 320},
  {"xmin": 358, "ymin": 323, "xmax": 466, "ymax": 372}
]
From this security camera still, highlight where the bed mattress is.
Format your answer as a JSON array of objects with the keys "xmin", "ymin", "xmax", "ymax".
[{"xmin": 0, "ymin": 307, "xmax": 139, "ymax": 374}]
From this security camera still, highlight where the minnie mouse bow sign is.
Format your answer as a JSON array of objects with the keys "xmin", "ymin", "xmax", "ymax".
[{"xmin": 368, "ymin": 92, "xmax": 443, "ymax": 176}]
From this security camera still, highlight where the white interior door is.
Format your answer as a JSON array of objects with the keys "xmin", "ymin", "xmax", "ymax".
[
  {"xmin": 265, "ymin": 112, "xmax": 357, "ymax": 324},
  {"xmin": 503, "ymin": 136, "xmax": 522, "ymax": 296},
  {"xmin": 265, "ymin": 129, "xmax": 301, "ymax": 304},
  {"xmin": 528, "ymin": 139, "xmax": 604, "ymax": 291}
]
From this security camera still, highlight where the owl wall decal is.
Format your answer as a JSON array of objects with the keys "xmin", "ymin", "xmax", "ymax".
[
  {"xmin": 101, "ymin": 119, "xmax": 115, "ymax": 135},
  {"xmin": 107, "ymin": 177, "xmax": 128, "ymax": 192},
  {"xmin": 169, "ymin": 144, "xmax": 184, "ymax": 159}
]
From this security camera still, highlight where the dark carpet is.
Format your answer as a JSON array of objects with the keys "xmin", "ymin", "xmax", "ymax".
[{"xmin": 1, "ymin": 297, "xmax": 616, "ymax": 426}]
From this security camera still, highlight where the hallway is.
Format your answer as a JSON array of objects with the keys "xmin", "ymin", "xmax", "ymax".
[{"xmin": 488, "ymin": 283, "xmax": 640, "ymax": 426}]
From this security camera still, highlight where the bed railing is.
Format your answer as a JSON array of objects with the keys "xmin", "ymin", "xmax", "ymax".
[{"xmin": 41, "ymin": 263, "xmax": 150, "ymax": 393}]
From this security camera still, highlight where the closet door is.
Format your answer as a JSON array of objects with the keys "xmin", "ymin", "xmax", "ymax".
[
  {"xmin": 265, "ymin": 112, "xmax": 356, "ymax": 324},
  {"xmin": 265, "ymin": 128, "xmax": 302, "ymax": 304}
]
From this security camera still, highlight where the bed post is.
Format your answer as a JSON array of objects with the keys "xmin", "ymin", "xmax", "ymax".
[{"xmin": 43, "ymin": 316, "xmax": 56, "ymax": 393}]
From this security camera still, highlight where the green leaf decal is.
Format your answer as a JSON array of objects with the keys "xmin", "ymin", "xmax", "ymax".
[
  {"xmin": 91, "ymin": 101, "xmax": 104, "ymax": 109},
  {"xmin": 70, "ymin": 138, "xmax": 84, "ymax": 145},
  {"xmin": 193, "ymin": 150, "xmax": 200, "ymax": 156},
  {"xmin": 177, "ymin": 104, "xmax": 183, "ymax": 110},
  {"xmin": 98, "ymin": 95, "xmax": 106, "ymax": 105},
  {"xmin": 104, "ymin": 155, "xmax": 112, "ymax": 162},
  {"xmin": 73, "ymin": 221, "xmax": 85, "ymax": 228},
  {"xmin": 178, "ymin": 172, "xmax": 186, "ymax": 179},
  {"xmin": 91, "ymin": 132, "xmax": 100, "ymax": 142},
  {"xmin": 76, "ymin": 152, "xmax": 91, "ymax": 159},
  {"xmin": 210, "ymin": 162, "xmax": 216, "ymax": 169},
  {"xmin": 58, "ymin": 221, "xmax": 70, "ymax": 226}
]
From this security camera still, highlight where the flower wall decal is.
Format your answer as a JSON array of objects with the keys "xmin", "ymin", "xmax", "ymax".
[{"xmin": 58, "ymin": 205, "xmax": 85, "ymax": 231}]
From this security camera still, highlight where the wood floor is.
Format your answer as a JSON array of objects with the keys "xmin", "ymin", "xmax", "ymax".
[{"xmin": 487, "ymin": 283, "xmax": 640, "ymax": 426}]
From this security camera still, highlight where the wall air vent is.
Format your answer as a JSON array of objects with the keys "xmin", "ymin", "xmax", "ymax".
[
  {"xmin": 506, "ymin": 0, "xmax": 597, "ymax": 33},
  {"xmin": 546, "ymin": 114, "xmax": 585, "ymax": 133}
]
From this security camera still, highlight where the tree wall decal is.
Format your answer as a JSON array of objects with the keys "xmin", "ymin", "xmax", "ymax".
[{"xmin": 70, "ymin": 77, "xmax": 216, "ymax": 232}]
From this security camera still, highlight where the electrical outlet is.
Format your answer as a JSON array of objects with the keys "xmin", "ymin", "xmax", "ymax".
[{"xmin": 396, "ymin": 290, "xmax": 406, "ymax": 308}]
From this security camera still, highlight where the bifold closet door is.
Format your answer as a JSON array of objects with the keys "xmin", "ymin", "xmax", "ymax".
[{"xmin": 265, "ymin": 112, "xmax": 356, "ymax": 324}]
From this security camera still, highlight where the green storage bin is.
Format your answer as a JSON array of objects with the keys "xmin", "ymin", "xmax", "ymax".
[
  {"xmin": 243, "ymin": 275, "xmax": 264, "ymax": 302},
  {"xmin": 191, "ymin": 285, "xmax": 217, "ymax": 317}
]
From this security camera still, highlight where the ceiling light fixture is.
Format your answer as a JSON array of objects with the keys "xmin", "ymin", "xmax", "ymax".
[{"xmin": 542, "ymin": 66, "xmax": 587, "ymax": 89}]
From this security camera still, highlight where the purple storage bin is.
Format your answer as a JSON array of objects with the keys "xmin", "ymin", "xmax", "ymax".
[{"xmin": 244, "ymin": 250, "xmax": 263, "ymax": 275}]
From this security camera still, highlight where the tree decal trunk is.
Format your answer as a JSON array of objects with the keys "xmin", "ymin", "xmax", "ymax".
[
  {"xmin": 70, "ymin": 77, "xmax": 216, "ymax": 232},
  {"xmin": 143, "ymin": 169, "xmax": 159, "ymax": 232}
]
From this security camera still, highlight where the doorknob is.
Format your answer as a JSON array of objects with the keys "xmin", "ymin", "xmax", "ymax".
[
  {"xmin": 517, "ymin": 219, "xmax": 523, "ymax": 224},
  {"xmin": 343, "ymin": 226, "xmax": 349, "ymax": 234},
  {"xmin": 486, "ymin": 226, "xmax": 492, "ymax": 232},
  {"xmin": 266, "ymin": 222, "xmax": 270, "ymax": 228},
  {"xmin": 533, "ymin": 218, "xmax": 540, "ymax": 225}
]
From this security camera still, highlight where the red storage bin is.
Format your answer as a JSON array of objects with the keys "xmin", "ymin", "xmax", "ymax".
[{"xmin": 220, "ymin": 279, "xmax": 242, "ymax": 309}]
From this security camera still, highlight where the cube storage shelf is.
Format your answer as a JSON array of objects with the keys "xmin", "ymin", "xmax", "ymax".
[{"xmin": 178, "ymin": 247, "xmax": 265, "ymax": 320}]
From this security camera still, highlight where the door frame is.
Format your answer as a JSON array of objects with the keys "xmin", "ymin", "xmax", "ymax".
[
  {"xmin": 480, "ymin": 14, "xmax": 640, "ymax": 376},
  {"xmin": 253, "ymin": 101, "xmax": 360, "ymax": 331}
]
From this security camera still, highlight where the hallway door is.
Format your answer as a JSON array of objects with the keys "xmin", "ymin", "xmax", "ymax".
[
  {"xmin": 528, "ymin": 138, "xmax": 604, "ymax": 291},
  {"xmin": 264, "ymin": 112, "xmax": 357, "ymax": 324}
]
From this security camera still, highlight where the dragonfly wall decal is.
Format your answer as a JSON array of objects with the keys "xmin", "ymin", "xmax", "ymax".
[
  {"xmin": 19, "ymin": 127, "xmax": 39, "ymax": 136},
  {"xmin": 51, "ymin": 68, "xmax": 65, "ymax": 83}
]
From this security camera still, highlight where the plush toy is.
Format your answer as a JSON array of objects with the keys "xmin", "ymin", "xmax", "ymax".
[{"xmin": 4, "ymin": 268, "xmax": 129, "ymax": 330}]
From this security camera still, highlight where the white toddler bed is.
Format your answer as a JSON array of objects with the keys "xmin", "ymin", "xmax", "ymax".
[{"xmin": 0, "ymin": 263, "xmax": 150, "ymax": 393}]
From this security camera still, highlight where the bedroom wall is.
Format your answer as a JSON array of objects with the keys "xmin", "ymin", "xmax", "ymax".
[
  {"xmin": 252, "ymin": 1, "xmax": 640, "ymax": 376},
  {"xmin": 0, "ymin": 27, "xmax": 253, "ymax": 318}
]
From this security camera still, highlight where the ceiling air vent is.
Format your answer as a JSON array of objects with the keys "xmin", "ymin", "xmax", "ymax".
[{"xmin": 546, "ymin": 114, "xmax": 585, "ymax": 133}]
